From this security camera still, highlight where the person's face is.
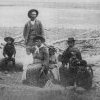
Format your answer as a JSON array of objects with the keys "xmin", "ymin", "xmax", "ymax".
[
  {"xmin": 35, "ymin": 39, "xmax": 42, "ymax": 47},
  {"xmin": 68, "ymin": 41, "xmax": 75, "ymax": 47},
  {"xmin": 30, "ymin": 11, "xmax": 37, "ymax": 20},
  {"xmin": 49, "ymin": 50, "xmax": 55, "ymax": 56},
  {"xmin": 7, "ymin": 40, "xmax": 12, "ymax": 44},
  {"xmin": 71, "ymin": 51, "xmax": 76, "ymax": 57}
]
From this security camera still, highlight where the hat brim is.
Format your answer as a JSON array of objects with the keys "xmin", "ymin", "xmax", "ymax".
[
  {"xmin": 33, "ymin": 36, "xmax": 45, "ymax": 43},
  {"xmin": 4, "ymin": 37, "xmax": 14, "ymax": 42},
  {"xmin": 67, "ymin": 40, "xmax": 75, "ymax": 42},
  {"xmin": 67, "ymin": 38, "xmax": 75, "ymax": 42}
]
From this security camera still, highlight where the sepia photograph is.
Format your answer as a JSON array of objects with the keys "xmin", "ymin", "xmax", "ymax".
[{"xmin": 0, "ymin": 0, "xmax": 100, "ymax": 100}]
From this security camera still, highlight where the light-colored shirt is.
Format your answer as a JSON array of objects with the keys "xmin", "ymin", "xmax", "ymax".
[
  {"xmin": 34, "ymin": 44, "xmax": 44, "ymax": 54},
  {"xmin": 30, "ymin": 20, "xmax": 35, "ymax": 25}
]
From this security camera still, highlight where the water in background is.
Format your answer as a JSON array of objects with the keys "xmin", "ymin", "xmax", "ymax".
[{"xmin": 0, "ymin": 5, "xmax": 100, "ymax": 29}]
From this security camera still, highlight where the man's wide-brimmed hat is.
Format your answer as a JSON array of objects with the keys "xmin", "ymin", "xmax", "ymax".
[
  {"xmin": 4, "ymin": 37, "xmax": 14, "ymax": 42},
  {"xmin": 28, "ymin": 9, "xmax": 39, "ymax": 18},
  {"xmin": 67, "ymin": 37, "xmax": 75, "ymax": 42},
  {"xmin": 33, "ymin": 35, "xmax": 45, "ymax": 43}
]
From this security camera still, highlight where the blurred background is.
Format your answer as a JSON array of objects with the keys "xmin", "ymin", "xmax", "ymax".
[{"xmin": 0, "ymin": 0, "xmax": 100, "ymax": 29}]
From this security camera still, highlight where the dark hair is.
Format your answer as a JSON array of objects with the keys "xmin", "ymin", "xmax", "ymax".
[
  {"xmin": 28, "ymin": 9, "xmax": 39, "ymax": 18},
  {"xmin": 4, "ymin": 37, "xmax": 14, "ymax": 43},
  {"xmin": 49, "ymin": 46, "xmax": 57, "ymax": 53},
  {"xmin": 80, "ymin": 60, "xmax": 87, "ymax": 67},
  {"xmin": 33, "ymin": 36, "xmax": 45, "ymax": 43}
]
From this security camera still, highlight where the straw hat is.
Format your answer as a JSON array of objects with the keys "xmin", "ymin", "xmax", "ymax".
[
  {"xmin": 28, "ymin": 9, "xmax": 39, "ymax": 18},
  {"xmin": 4, "ymin": 37, "xmax": 14, "ymax": 42}
]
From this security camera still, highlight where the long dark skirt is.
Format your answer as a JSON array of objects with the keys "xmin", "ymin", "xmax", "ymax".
[
  {"xmin": 59, "ymin": 67, "xmax": 78, "ymax": 87},
  {"xmin": 59, "ymin": 66, "xmax": 69, "ymax": 87}
]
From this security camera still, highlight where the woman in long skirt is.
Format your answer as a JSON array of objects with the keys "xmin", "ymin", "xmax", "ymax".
[{"xmin": 22, "ymin": 36, "xmax": 49, "ymax": 87}]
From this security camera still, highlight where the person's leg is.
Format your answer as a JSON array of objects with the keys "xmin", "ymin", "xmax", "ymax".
[
  {"xmin": 11, "ymin": 58, "xmax": 15, "ymax": 66},
  {"xmin": 68, "ymin": 68, "xmax": 75, "ymax": 86},
  {"xmin": 4, "ymin": 57, "xmax": 9, "ymax": 71}
]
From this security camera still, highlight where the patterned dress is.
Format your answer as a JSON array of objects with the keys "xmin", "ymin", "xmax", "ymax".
[{"xmin": 22, "ymin": 44, "xmax": 49, "ymax": 87}]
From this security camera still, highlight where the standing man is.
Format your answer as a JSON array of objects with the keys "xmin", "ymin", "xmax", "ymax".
[{"xmin": 23, "ymin": 9, "xmax": 44, "ymax": 54}]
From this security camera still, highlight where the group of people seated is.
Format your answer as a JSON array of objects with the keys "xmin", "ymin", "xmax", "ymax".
[
  {"xmin": 22, "ymin": 34, "xmax": 92, "ymax": 89},
  {"xmin": 1, "ymin": 34, "xmax": 92, "ymax": 89},
  {"xmin": 59, "ymin": 37, "xmax": 92, "ymax": 89}
]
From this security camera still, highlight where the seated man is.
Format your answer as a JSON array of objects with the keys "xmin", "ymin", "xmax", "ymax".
[
  {"xmin": 3, "ymin": 37, "xmax": 16, "ymax": 71},
  {"xmin": 61, "ymin": 37, "xmax": 82, "ymax": 67},
  {"xmin": 61, "ymin": 37, "xmax": 82, "ymax": 86}
]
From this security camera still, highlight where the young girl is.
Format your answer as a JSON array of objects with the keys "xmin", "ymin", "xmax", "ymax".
[{"xmin": 48, "ymin": 46, "xmax": 60, "ymax": 81}]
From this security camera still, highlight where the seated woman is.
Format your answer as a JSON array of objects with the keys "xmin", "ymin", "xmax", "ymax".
[{"xmin": 22, "ymin": 35, "xmax": 49, "ymax": 87}]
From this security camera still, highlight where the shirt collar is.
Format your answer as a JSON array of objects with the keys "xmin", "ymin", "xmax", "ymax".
[
  {"xmin": 30, "ymin": 20, "xmax": 35, "ymax": 25},
  {"xmin": 34, "ymin": 44, "xmax": 45, "ymax": 54},
  {"xmin": 38, "ymin": 44, "xmax": 44, "ymax": 49}
]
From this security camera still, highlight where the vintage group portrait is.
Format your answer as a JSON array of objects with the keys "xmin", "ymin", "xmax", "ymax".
[{"xmin": 0, "ymin": 0, "xmax": 100, "ymax": 100}]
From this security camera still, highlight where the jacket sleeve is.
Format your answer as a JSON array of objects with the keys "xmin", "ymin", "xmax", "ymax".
[
  {"xmin": 23, "ymin": 22, "xmax": 30, "ymax": 45},
  {"xmin": 38, "ymin": 21, "xmax": 45, "ymax": 38},
  {"xmin": 61, "ymin": 49, "xmax": 69, "ymax": 65},
  {"xmin": 76, "ymin": 49, "xmax": 82, "ymax": 60},
  {"xmin": 23, "ymin": 23, "xmax": 27, "ymax": 39},
  {"xmin": 13, "ymin": 46, "xmax": 16, "ymax": 56}
]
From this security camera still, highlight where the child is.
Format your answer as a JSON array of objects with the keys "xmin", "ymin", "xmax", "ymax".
[
  {"xmin": 78, "ymin": 60, "xmax": 87, "ymax": 72},
  {"xmin": 3, "ymin": 37, "xmax": 16, "ymax": 70},
  {"xmin": 48, "ymin": 46, "xmax": 60, "ymax": 81}
]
